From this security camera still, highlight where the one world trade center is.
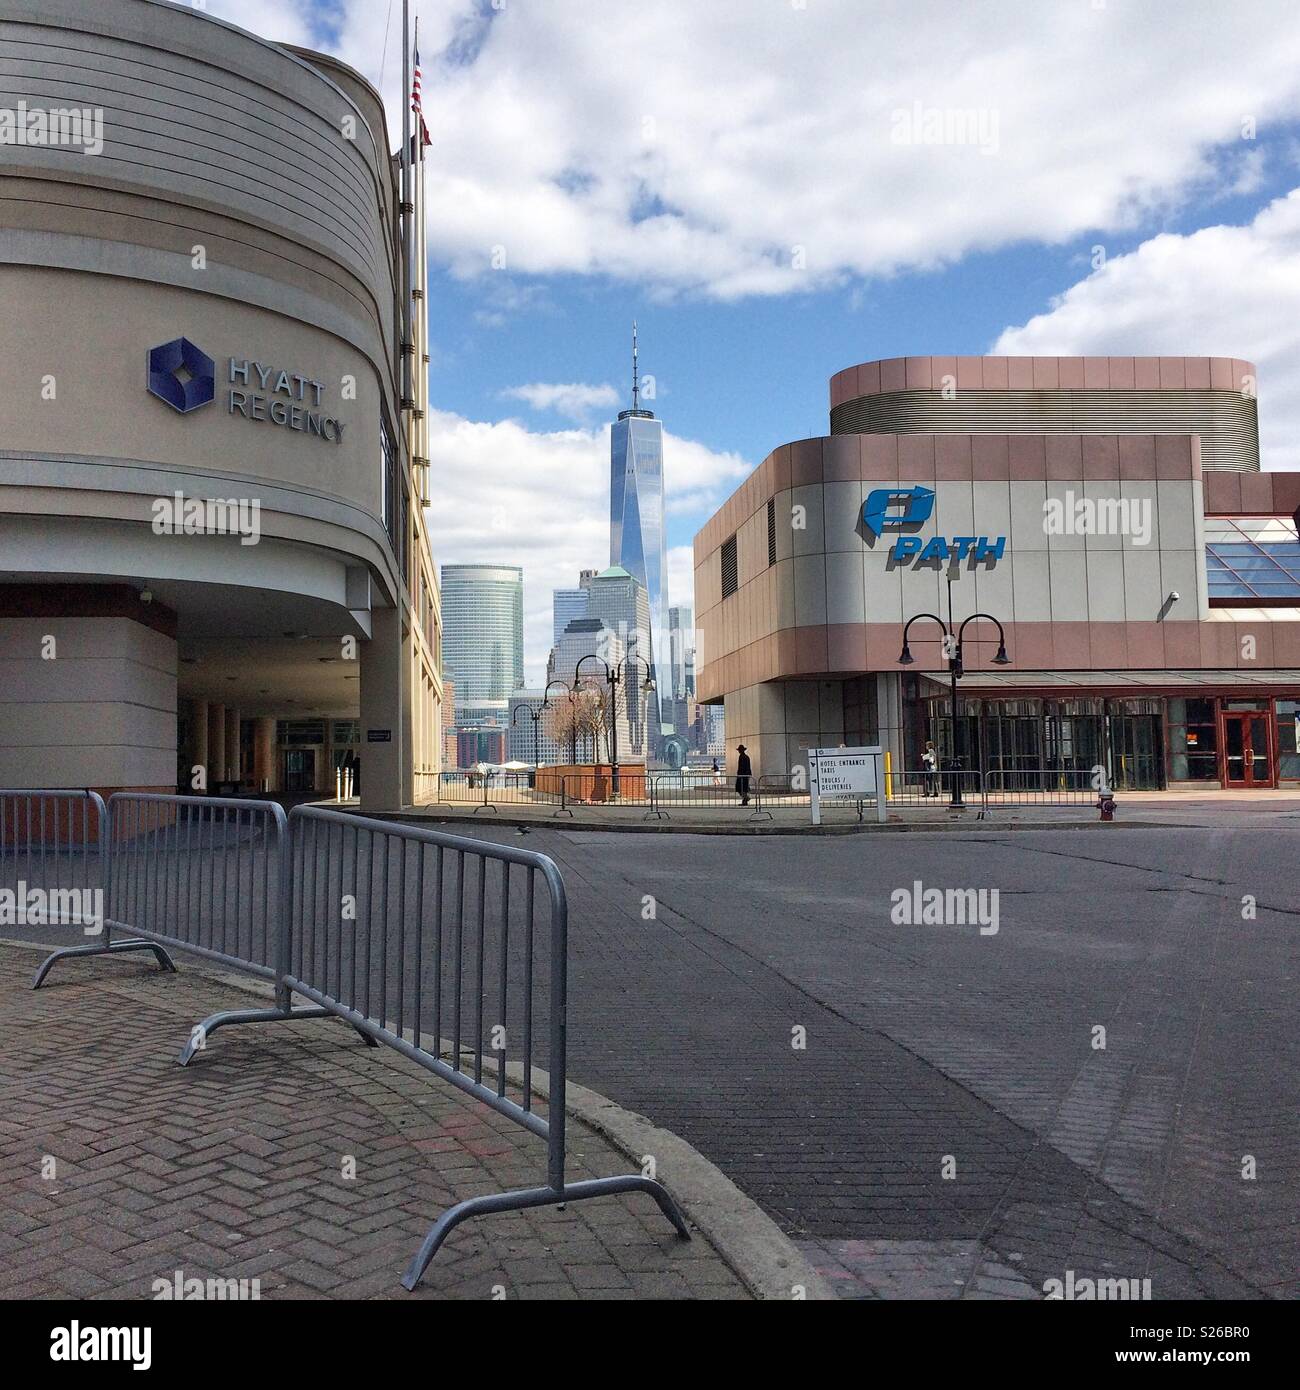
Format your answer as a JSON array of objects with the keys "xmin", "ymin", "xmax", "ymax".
[{"xmin": 609, "ymin": 323, "xmax": 667, "ymax": 748}]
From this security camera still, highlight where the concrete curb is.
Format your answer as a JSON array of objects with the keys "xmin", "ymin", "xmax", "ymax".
[
  {"xmin": 4, "ymin": 938, "xmax": 834, "ymax": 1301},
  {"xmin": 370, "ymin": 810, "xmax": 1169, "ymax": 836}
]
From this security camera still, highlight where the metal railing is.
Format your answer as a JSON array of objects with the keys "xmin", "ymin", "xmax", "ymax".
[
  {"xmin": 4, "ymin": 788, "xmax": 688, "ymax": 1289},
  {"xmin": 1, "ymin": 790, "xmax": 178, "ymax": 985},
  {"xmin": 979, "ymin": 767, "xmax": 1100, "ymax": 806},
  {"xmin": 645, "ymin": 771, "xmax": 771, "ymax": 821}
]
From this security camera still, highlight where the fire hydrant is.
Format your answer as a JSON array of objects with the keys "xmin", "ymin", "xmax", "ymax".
[{"xmin": 1097, "ymin": 792, "xmax": 1117, "ymax": 821}]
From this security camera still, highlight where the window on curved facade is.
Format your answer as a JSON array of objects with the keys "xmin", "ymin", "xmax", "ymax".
[{"xmin": 1206, "ymin": 517, "xmax": 1300, "ymax": 602}]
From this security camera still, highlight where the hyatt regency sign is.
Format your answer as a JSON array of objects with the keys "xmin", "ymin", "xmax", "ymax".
[{"xmin": 146, "ymin": 337, "xmax": 345, "ymax": 444}]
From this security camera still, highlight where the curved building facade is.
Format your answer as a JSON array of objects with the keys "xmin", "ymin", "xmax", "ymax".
[
  {"xmin": 696, "ymin": 357, "xmax": 1300, "ymax": 791},
  {"xmin": 0, "ymin": 0, "xmax": 441, "ymax": 806}
]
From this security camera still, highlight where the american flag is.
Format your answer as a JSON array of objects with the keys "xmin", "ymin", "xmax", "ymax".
[{"xmin": 411, "ymin": 47, "xmax": 431, "ymax": 148}]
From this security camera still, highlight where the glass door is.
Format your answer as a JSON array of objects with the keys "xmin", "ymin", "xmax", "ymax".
[{"xmin": 1222, "ymin": 713, "xmax": 1273, "ymax": 788}]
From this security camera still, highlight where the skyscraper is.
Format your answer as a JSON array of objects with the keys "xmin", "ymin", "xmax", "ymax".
[
  {"xmin": 609, "ymin": 324, "xmax": 667, "ymax": 744},
  {"xmin": 552, "ymin": 569, "xmax": 594, "ymax": 645},
  {"xmin": 440, "ymin": 563, "xmax": 523, "ymax": 726}
]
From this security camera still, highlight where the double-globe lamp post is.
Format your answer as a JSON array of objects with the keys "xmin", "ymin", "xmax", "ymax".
[
  {"xmin": 898, "ymin": 608, "xmax": 1011, "ymax": 807},
  {"xmin": 572, "ymin": 653, "xmax": 656, "ymax": 798}
]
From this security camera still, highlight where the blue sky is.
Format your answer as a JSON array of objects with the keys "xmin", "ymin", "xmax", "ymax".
[{"xmin": 207, "ymin": 0, "xmax": 1300, "ymax": 681}]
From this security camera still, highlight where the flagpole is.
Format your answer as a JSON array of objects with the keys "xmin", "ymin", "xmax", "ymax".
[{"xmin": 400, "ymin": 0, "xmax": 414, "ymax": 412}]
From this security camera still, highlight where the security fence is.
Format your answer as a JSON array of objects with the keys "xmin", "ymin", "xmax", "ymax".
[
  {"xmin": 979, "ymin": 767, "xmax": 1100, "ymax": 805},
  {"xmin": 3, "ymin": 788, "xmax": 689, "ymax": 1289}
]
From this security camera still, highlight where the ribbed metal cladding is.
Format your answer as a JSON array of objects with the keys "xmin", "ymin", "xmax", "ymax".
[{"xmin": 830, "ymin": 389, "xmax": 1260, "ymax": 472}]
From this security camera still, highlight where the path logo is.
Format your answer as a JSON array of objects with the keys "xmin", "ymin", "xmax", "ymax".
[
  {"xmin": 147, "ymin": 336, "xmax": 215, "ymax": 414},
  {"xmin": 862, "ymin": 485, "xmax": 935, "ymax": 537}
]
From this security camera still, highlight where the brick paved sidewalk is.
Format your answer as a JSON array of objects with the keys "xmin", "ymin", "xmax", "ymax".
[{"xmin": 0, "ymin": 946, "xmax": 749, "ymax": 1300}]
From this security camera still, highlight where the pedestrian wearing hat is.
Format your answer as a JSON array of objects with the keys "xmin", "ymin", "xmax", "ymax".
[{"xmin": 734, "ymin": 744, "xmax": 753, "ymax": 805}]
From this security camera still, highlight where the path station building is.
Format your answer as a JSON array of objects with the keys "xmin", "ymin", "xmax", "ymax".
[{"xmin": 694, "ymin": 356, "xmax": 1300, "ymax": 791}]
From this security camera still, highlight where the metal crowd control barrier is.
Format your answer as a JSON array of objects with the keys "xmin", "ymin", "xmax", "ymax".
[
  {"xmin": 979, "ymin": 767, "xmax": 1099, "ymax": 808},
  {"xmin": 283, "ymin": 806, "xmax": 689, "ymax": 1288},
  {"xmin": 0, "ymin": 789, "xmax": 176, "ymax": 986},
  {"xmin": 4, "ymin": 789, "xmax": 689, "ymax": 1289},
  {"xmin": 645, "ymin": 771, "xmax": 772, "ymax": 821}
]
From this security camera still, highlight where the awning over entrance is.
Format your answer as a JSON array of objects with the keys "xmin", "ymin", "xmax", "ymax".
[{"xmin": 927, "ymin": 669, "xmax": 1300, "ymax": 693}]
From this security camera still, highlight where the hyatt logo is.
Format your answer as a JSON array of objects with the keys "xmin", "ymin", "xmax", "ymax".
[{"xmin": 147, "ymin": 337, "xmax": 216, "ymax": 414}]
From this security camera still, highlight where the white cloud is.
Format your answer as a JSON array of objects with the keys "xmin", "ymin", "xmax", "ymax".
[
  {"xmin": 209, "ymin": 0, "xmax": 1300, "ymax": 302},
  {"xmin": 413, "ymin": 0, "xmax": 1300, "ymax": 300},
  {"xmin": 993, "ymin": 187, "xmax": 1300, "ymax": 471},
  {"xmin": 426, "ymin": 410, "xmax": 749, "ymax": 682},
  {"xmin": 500, "ymin": 381, "xmax": 620, "ymax": 422}
]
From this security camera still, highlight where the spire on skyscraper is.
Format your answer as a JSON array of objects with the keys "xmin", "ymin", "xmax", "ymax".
[{"xmin": 632, "ymin": 320, "xmax": 640, "ymax": 412}]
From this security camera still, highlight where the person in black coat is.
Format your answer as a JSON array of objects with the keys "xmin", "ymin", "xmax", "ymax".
[{"xmin": 734, "ymin": 744, "xmax": 753, "ymax": 805}]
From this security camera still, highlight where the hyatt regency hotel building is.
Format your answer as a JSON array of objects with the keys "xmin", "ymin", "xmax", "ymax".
[
  {"xmin": 0, "ymin": 0, "xmax": 442, "ymax": 809},
  {"xmin": 694, "ymin": 356, "xmax": 1300, "ymax": 790}
]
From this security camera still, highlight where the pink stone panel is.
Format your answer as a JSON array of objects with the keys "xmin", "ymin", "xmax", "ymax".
[
  {"xmin": 1089, "ymin": 623, "xmax": 1128, "ymax": 668},
  {"xmin": 1184, "ymin": 357, "xmax": 1211, "ymax": 389},
  {"xmin": 931, "ymin": 356, "xmax": 957, "ymax": 392},
  {"xmin": 934, "ymin": 434, "xmax": 973, "ymax": 479},
  {"xmin": 982, "ymin": 357, "xmax": 1009, "ymax": 389},
  {"xmin": 829, "ymin": 369, "xmax": 853, "ymax": 411},
  {"xmin": 1155, "ymin": 435, "xmax": 1194, "ymax": 479},
  {"xmin": 823, "ymin": 434, "xmax": 863, "ymax": 482},
  {"xmin": 1008, "ymin": 624, "xmax": 1053, "ymax": 669},
  {"xmin": 1158, "ymin": 358, "xmax": 1186, "ymax": 389},
  {"xmin": 1198, "ymin": 623, "xmax": 1238, "ymax": 666},
  {"xmin": 897, "ymin": 433, "xmax": 935, "ymax": 481},
  {"xmin": 1202, "ymin": 472, "xmax": 1240, "ymax": 514},
  {"xmin": 1007, "ymin": 357, "xmax": 1034, "ymax": 389},
  {"xmin": 1082, "ymin": 435, "xmax": 1120, "ymax": 479},
  {"xmin": 1123, "ymin": 622, "xmax": 1166, "ymax": 668},
  {"xmin": 1239, "ymin": 473, "xmax": 1275, "ymax": 513},
  {"xmin": 905, "ymin": 356, "xmax": 933, "ymax": 390},
  {"xmin": 880, "ymin": 358, "xmax": 907, "ymax": 393},
  {"xmin": 1008, "ymin": 435, "xmax": 1046, "ymax": 479},
  {"xmin": 972, "ymin": 434, "xmax": 1010, "ymax": 479},
  {"xmin": 1270, "ymin": 624, "xmax": 1300, "ymax": 664},
  {"xmin": 1057, "ymin": 357, "xmax": 1085, "ymax": 389},
  {"xmin": 795, "ymin": 625, "xmax": 829, "ymax": 675},
  {"xmin": 772, "ymin": 444, "xmax": 792, "ymax": 493},
  {"xmin": 862, "ymin": 433, "xmax": 899, "ymax": 481},
  {"xmin": 1161, "ymin": 623, "xmax": 1200, "ymax": 669},
  {"xmin": 826, "ymin": 624, "xmax": 868, "ymax": 672},
  {"xmin": 789, "ymin": 438, "xmax": 824, "ymax": 488},
  {"xmin": 1209, "ymin": 358, "xmax": 1235, "ymax": 391},
  {"xmin": 1051, "ymin": 625, "xmax": 1092, "ymax": 668},
  {"xmin": 1108, "ymin": 357, "xmax": 1136, "ymax": 389},
  {"xmin": 1045, "ymin": 434, "xmax": 1083, "ymax": 480},
  {"xmin": 955, "ymin": 356, "xmax": 984, "ymax": 390},
  {"xmin": 1117, "ymin": 435, "xmax": 1157, "ymax": 478},
  {"xmin": 777, "ymin": 629, "xmax": 798, "ymax": 670},
  {"xmin": 1082, "ymin": 357, "xmax": 1110, "ymax": 389},
  {"xmin": 1133, "ymin": 358, "xmax": 1161, "ymax": 390},
  {"xmin": 1032, "ymin": 357, "xmax": 1060, "ymax": 389},
  {"xmin": 858, "ymin": 360, "xmax": 881, "ymax": 397},
  {"xmin": 1268, "ymin": 473, "xmax": 1300, "ymax": 516}
]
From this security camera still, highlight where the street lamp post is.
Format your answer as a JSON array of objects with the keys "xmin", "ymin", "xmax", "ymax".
[
  {"xmin": 572, "ymin": 653, "xmax": 656, "ymax": 798},
  {"xmin": 510, "ymin": 698, "xmax": 550, "ymax": 775},
  {"xmin": 898, "ymin": 590, "xmax": 1011, "ymax": 808}
]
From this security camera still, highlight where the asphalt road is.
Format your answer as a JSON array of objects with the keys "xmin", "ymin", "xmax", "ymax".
[{"xmin": 448, "ymin": 820, "xmax": 1298, "ymax": 1299}]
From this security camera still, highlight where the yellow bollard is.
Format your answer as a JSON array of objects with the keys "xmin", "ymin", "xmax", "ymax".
[{"xmin": 884, "ymin": 749, "xmax": 893, "ymax": 800}]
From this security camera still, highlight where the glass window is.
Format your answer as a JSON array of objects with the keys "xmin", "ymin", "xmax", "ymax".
[
  {"xmin": 1277, "ymin": 700, "xmax": 1300, "ymax": 779},
  {"xmin": 1206, "ymin": 517, "xmax": 1300, "ymax": 601}
]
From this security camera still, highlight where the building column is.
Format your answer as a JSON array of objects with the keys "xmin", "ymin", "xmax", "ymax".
[
  {"xmin": 207, "ymin": 703, "xmax": 226, "ymax": 784},
  {"xmin": 224, "ymin": 707, "xmax": 240, "ymax": 785},
  {"xmin": 189, "ymin": 699, "xmax": 209, "ymax": 793},
  {"xmin": 360, "ymin": 607, "xmax": 404, "ymax": 811},
  {"xmin": 252, "ymin": 717, "xmax": 277, "ymax": 793}
]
